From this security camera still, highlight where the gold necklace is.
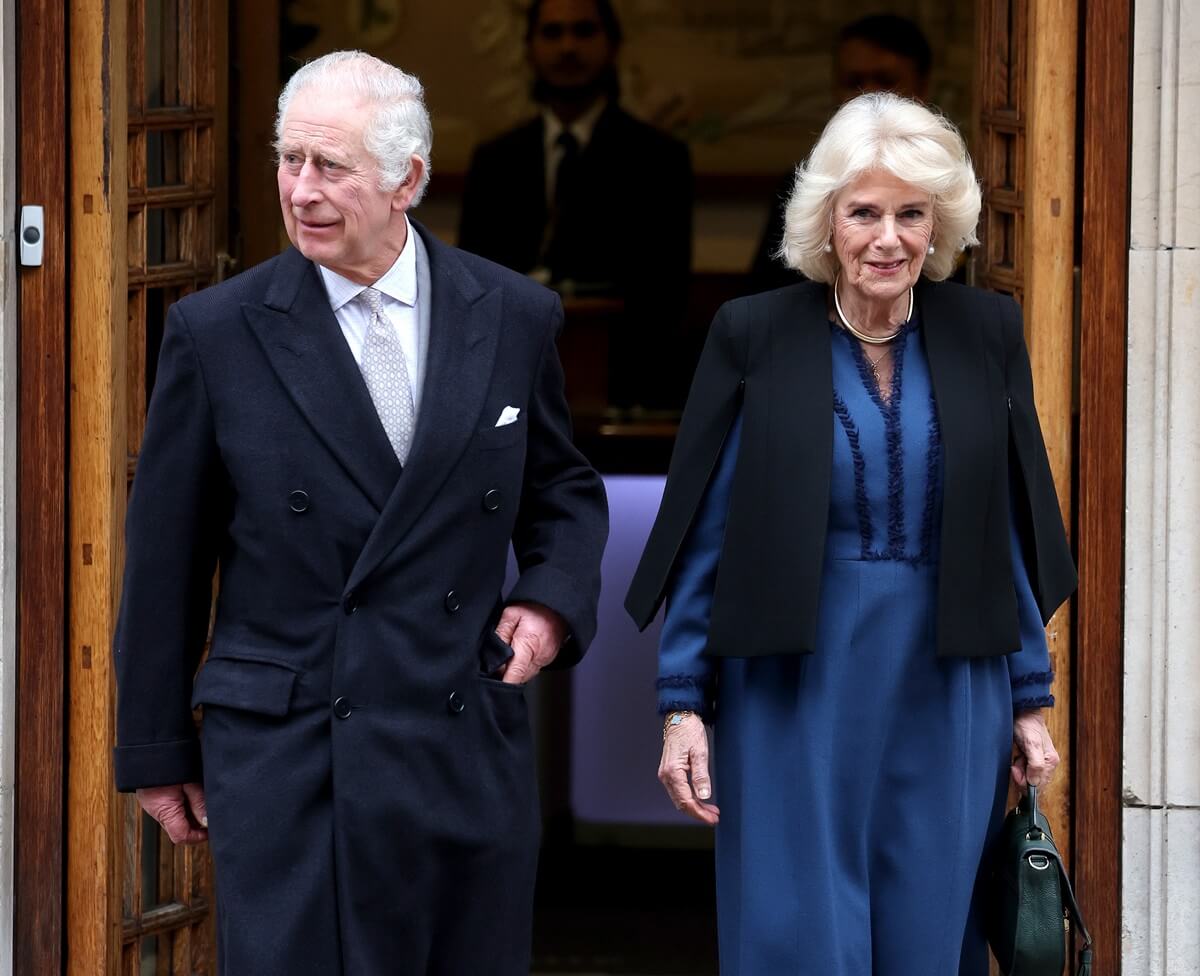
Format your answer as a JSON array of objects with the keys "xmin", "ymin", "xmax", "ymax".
[
  {"xmin": 833, "ymin": 273, "xmax": 913, "ymax": 345},
  {"xmin": 866, "ymin": 345, "xmax": 894, "ymax": 378}
]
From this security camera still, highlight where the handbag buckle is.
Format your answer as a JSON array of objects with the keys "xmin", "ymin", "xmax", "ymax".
[{"xmin": 1027, "ymin": 853, "xmax": 1052, "ymax": 871}]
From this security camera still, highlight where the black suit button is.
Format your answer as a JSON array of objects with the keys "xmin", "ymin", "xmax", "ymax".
[
  {"xmin": 333, "ymin": 697, "xmax": 352, "ymax": 719},
  {"xmin": 447, "ymin": 691, "xmax": 465, "ymax": 714},
  {"xmin": 482, "ymin": 489, "xmax": 501, "ymax": 512},
  {"xmin": 444, "ymin": 590, "xmax": 461, "ymax": 613},
  {"xmin": 343, "ymin": 592, "xmax": 359, "ymax": 615},
  {"xmin": 288, "ymin": 489, "xmax": 310, "ymax": 513}
]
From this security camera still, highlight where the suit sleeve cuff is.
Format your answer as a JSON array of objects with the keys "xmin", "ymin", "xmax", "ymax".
[
  {"xmin": 507, "ymin": 563, "xmax": 596, "ymax": 667},
  {"xmin": 114, "ymin": 738, "xmax": 203, "ymax": 793}
]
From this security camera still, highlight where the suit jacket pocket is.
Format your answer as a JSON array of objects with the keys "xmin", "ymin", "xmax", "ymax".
[
  {"xmin": 480, "ymin": 630, "xmax": 516, "ymax": 676},
  {"xmin": 191, "ymin": 656, "xmax": 297, "ymax": 716},
  {"xmin": 475, "ymin": 419, "xmax": 524, "ymax": 450}
]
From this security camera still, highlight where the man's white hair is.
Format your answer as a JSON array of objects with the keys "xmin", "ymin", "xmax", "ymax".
[
  {"xmin": 778, "ymin": 92, "xmax": 981, "ymax": 283},
  {"xmin": 275, "ymin": 51, "xmax": 433, "ymax": 206}
]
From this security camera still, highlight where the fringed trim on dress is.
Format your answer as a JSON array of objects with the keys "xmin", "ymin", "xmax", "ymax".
[
  {"xmin": 1013, "ymin": 694, "xmax": 1056, "ymax": 710},
  {"xmin": 1012, "ymin": 667, "xmax": 1060, "ymax": 691},
  {"xmin": 833, "ymin": 390, "xmax": 873, "ymax": 557},
  {"xmin": 883, "ymin": 333, "xmax": 909, "ymax": 555},
  {"xmin": 844, "ymin": 326, "xmax": 910, "ymax": 557},
  {"xmin": 1011, "ymin": 670, "xmax": 1056, "ymax": 689},
  {"xmin": 657, "ymin": 675, "xmax": 715, "ymax": 721},
  {"xmin": 918, "ymin": 388, "xmax": 941, "ymax": 564}
]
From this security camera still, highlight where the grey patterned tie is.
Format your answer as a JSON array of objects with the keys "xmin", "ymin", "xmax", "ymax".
[{"xmin": 357, "ymin": 287, "xmax": 416, "ymax": 463}]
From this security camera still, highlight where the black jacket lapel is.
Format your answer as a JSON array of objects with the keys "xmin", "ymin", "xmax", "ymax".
[
  {"xmin": 345, "ymin": 226, "xmax": 501, "ymax": 594},
  {"xmin": 242, "ymin": 248, "xmax": 401, "ymax": 512}
]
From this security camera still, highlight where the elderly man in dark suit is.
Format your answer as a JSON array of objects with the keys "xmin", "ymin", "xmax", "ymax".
[
  {"xmin": 113, "ymin": 50, "xmax": 608, "ymax": 976},
  {"xmin": 458, "ymin": 0, "xmax": 692, "ymax": 409}
]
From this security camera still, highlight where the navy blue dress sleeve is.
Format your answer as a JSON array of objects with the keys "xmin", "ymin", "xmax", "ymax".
[
  {"xmin": 656, "ymin": 413, "xmax": 744, "ymax": 720},
  {"xmin": 1008, "ymin": 487, "xmax": 1056, "ymax": 711}
]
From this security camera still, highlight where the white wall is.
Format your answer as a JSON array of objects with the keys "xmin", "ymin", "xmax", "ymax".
[
  {"xmin": 0, "ymin": 0, "xmax": 18, "ymax": 968},
  {"xmin": 1123, "ymin": 2, "xmax": 1200, "ymax": 973}
]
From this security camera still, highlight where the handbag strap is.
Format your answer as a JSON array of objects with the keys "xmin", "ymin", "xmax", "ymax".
[
  {"xmin": 1058, "ymin": 854, "xmax": 1094, "ymax": 976},
  {"xmin": 1025, "ymin": 787, "xmax": 1094, "ymax": 976}
]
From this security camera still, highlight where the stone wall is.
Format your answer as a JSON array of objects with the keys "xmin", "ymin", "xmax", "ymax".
[{"xmin": 1123, "ymin": 2, "xmax": 1200, "ymax": 973}]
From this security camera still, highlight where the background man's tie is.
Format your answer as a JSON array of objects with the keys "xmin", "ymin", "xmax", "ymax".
[
  {"xmin": 357, "ymin": 286, "xmax": 415, "ymax": 463},
  {"xmin": 544, "ymin": 130, "xmax": 581, "ymax": 281}
]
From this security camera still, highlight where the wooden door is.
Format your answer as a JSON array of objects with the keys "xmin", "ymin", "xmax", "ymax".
[
  {"xmin": 120, "ymin": 0, "xmax": 229, "ymax": 971},
  {"xmin": 45, "ymin": 0, "xmax": 230, "ymax": 970},
  {"xmin": 974, "ymin": 0, "xmax": 1077, "ymax": 868}
]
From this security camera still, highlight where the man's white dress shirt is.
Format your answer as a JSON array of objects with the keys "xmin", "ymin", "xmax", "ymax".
[{"xmin": 317, "ymin": 216, "xmax": 427, "ymax": 420}]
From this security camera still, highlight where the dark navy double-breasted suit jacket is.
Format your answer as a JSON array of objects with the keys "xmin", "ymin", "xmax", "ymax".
[{"xmin": 113, "ymin": 222, "xmax": 608, "ymax": 975}]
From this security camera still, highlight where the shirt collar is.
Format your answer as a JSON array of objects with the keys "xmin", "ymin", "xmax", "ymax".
[
  {"xmin": 318, "ymin": 215, "xmax": 418, "ymax": 312},
  {"xmin": 542, "ymin": 98, "xmax": 608, "ymax": 155}
]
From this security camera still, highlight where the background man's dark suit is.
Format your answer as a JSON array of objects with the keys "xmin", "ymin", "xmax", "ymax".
[
  {"xmin": 458, "ymin": 103, "xmax": 692, "ymax": 407},
  {"xmin": 113, "ymin": 223, "xmax": 608, "ymax": 974}
]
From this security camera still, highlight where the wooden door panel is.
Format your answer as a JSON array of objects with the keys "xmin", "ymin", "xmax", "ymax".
[
  {"xmin": 122, "ymin": 0, "xmax": 227, "ymax": 967},
  {"xmin": 14, "ymin": 0, "xmax": 69, "ymax": 967}
]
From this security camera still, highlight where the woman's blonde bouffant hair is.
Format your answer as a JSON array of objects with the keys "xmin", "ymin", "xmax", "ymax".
[{"xmin": 777, "ymin": 92, "xmax": 981, "ymax": 283}]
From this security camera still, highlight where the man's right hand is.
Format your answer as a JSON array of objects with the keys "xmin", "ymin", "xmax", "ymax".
[{"xmin": 137, "ymin": 783, "xmax": 209, "ymax": 845}]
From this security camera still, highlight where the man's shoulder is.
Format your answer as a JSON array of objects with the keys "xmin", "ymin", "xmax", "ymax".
[
  {"xmin": 598, "ymin": 105, "xmax": 687, "ymax": 157},
  {"xmin": 441, "ymin": 239, "xmax": 556, "ymax": 308},
  {"xmin": 173, "ymin": 252, "xmax": 288, "ymax": 321},
  {"xmin": 470, "ymin": 117, "xmax": 543, "ymax": 160}
]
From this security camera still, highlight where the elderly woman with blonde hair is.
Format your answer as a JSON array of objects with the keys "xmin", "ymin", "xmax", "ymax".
[{"xmin": 626, "ymin": 92, "xmax": 1076, "ymax": 975}]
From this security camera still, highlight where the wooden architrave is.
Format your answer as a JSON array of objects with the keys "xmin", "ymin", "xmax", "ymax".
[
  {"xmin": 64, "ymin": 0, "xmax": 129, "ymax": 970},
  {"xmin": 1075, "ymin": 0, "xmax": 1131, "ymax": 967},
  {"xmin": 13, "ymin": 0, "xmax": 68, "ymax": 967},
  {"xmin": 1022, "ymin": 0, "xmax": 1077, "ymax": 866},
  {"xmin": 235, "ymin": 0, "xmax": 281, "ymax": 271},
  {"xmin": 976, "ymin": 0, "xmax": 1079, "ymax": 865}
]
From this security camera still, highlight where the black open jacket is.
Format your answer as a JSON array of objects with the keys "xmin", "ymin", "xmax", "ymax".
[{"xmin": 625, "ymin": 279, "xmax": 1077, "ymax": 659}]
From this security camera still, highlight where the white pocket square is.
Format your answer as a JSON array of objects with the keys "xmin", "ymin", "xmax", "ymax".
[{"xmin": 495, "ymin": 406, "xmax": 521, "ymax": 427}]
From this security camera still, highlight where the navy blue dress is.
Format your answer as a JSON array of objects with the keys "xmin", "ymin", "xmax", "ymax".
[{"xmin": 657, "ymin": 318, "xmax": 1055, "ymax": 976}]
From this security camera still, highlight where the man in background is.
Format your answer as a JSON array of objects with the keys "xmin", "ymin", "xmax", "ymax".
[
  {"xmin": 748, "ymin": 14, "xmax": 933, "ymax": 293},
  {"xmin": 459, "ymin": 0, "xmax": 692, "ymax": 410}
]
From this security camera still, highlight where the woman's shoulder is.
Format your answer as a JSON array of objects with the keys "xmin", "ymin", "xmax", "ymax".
[
  {"xmin": 920, "ymin": 277, "xmax": 1019, "ymax": 316},
  {"xmin": 919, "ymin": 278, "xmax": 1023, "ymax": 339},
  {"xmin": 715, "ymin": 280, "xmax": 827, "ymax": 332}
]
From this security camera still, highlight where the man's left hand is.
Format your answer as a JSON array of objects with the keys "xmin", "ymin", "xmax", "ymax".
[{"xmin": 494, "ymin": 602, "xmax": 568, "ymax": 685}]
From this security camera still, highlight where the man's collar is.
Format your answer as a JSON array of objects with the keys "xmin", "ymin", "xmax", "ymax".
[
  {"xmin": 317, "ymin": 215, "xmax": 418, "ymax": 311},
  {"xmin": 542, "ymin": 98, "xmax": 609, "ymax": 154}
]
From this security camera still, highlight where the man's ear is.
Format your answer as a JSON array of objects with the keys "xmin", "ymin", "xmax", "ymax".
[{"xmin": 391, "ymin": 155, "xmax": 426, "ymax": 211}]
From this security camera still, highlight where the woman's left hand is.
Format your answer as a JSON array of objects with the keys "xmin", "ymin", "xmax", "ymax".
[{"xmin": 1011, "ymin": 709, "xmax": 1060, "ymax": 791}]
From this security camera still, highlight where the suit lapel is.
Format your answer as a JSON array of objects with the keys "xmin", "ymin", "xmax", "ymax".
[
  {"xmin": 345, "ymin": 224, "xmax": 501, "ymax": 594},
  {"xmin": 242, "ymin": 248, "xmax": 400, "ymax": 512}
]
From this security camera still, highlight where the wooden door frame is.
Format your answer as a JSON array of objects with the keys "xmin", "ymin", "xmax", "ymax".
[
  {"xmin": 1075, "ymin": 0, "xmax": 1131, "ymax": 969},
  {"xmin": 13, "ymin": 0, "xmax": 68, "ymax": 969},
  {"xmin": 11, "ymin": 0, "xmax": 1132, "ymax": 969}
]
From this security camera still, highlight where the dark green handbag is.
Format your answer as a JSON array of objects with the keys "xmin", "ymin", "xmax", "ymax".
[{"xmin": 987, "ymin": 785, "xmax": 1094, "ymax": 976}]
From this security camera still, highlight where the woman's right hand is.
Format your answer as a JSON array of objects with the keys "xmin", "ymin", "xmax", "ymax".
[{"xmin": 658, "ymin": 713, "xmax": 720, "ymax": 826}]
